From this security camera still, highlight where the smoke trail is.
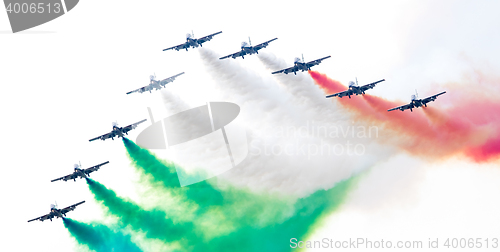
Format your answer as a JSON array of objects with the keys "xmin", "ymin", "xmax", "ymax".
[
  {"xmin": 433, "ymin": 94, "xmax": 500, "ymax": 162},
  {"xmin": 123, "ymin": 138, "xmax": 180, "ymax": 188},
  {"xmin": 63, "ymin": 218, "xmax": 143, "ymax": 252},
  {"xmin": 122, "ymin": 136, "xmax": 365, "ymax": 248},
  {"xmin": 123, "ymin": 137, "xmax": 298, "ymax": 229},
  {"xmin": 196, "ymin": 48, "xmax": 394, "ymax": 197},
  {"xmin": 189, "ymin": 175, "xmax": 359, "ymax": 252},
  {"xmin": 123, "ymin": 137, "xmax": 225, "ymax": 207},
  {"xmin": 85, "ymin": 178, "xmax": 194, "ymax": 243},
  {"xmin": 84, "ymin": 175, "xmax": 357, "ymax": 252},
  {"xmin": 160, "ymin": 90, "xmax": 191, "ymax": 116},
  {"xmin": 309, "ymin": 71, "xmax": 500, "ymax": 162},
  {"xmin": 466, "ymin": 136, "xmax": 500, "ymax": 162},
  {"xmin": 111, "ymin": 150, "xmax": 358, "ymax": 251}
]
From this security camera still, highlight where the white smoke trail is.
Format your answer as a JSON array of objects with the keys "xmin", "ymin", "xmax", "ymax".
[
  {"xmin": 196, "ymin": 48, "xmax": 397, "ymax": 197},
  {"xmin": 160, "ymin": 90, "xmax": 192, "ymax": 116}
]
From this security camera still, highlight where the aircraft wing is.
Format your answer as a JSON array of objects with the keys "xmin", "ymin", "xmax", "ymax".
[
  {"xmin": 60, "ymin": 201, "xmax": 85, "ymax": 215},
  {"xmin": 159, "ymin": 72, "xmax": 185, "ymax": 86},
  {"xmin": 359, "ymin": 79, "xmax": 385, "ymax": 92},
  {"xmin": 27, "ymin": 213, "xmax": 53, "ymax": 222},
  {"xmin": 272, "ymin": 66, "xmax": 297, "ymax": 74},
  {"xmin": 83, "ymin": 161, "xmax": 110, "ymax": 175},
  {"xmin": 126, "ymin": 84, "xmax": 153, "ymax": 95},
  {"xmin": 121, "ymin": 119, "xmax": 147, "ymax": 134},
  {"xmin": 51, "ymin": 173, "xmax": 78, "ymax": 182},
  {"xmin": 326, "ymin": 89, "xmax": 353, "ymax": 98},
  {"xmin": 196, "ymin": 31, "xmax": 222, "ymax": 44},
  {"xmin": 305, "ymin": 55, "xmax": 331, "ymax": 68},
  {"xmin": 163, "ymin": 42, "xmax": 189, "ymax": 51},
  {"xmin": 219, "ymin": 50, "xmax": 245, "ymax": 60},
  {"xmin": 89, "ymin": 131, "xmax": 116, "ymax": 142},
  {"xmin": 388, "ymin": 103, "xmax": 413, "ymax": 112},
  {"xmin": 421, "ymin": 91, "xmax": 446, "ymax": 104},
  {"xmin": 252, "ymin": 38, "xmax": 278, "ymax": 51}
]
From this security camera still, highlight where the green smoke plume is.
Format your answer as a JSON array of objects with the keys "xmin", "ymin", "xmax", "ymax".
[
  {"xmin": 71, "ymin": 138, "xmax": 360, "ymax": 251},
  {"xmin": 183, "ymin": 177, "xmax": 356, "ymax": 252},
  {"xmin": 121, "ymin": 138, "xmax": 360, "ymax": 250},
  {"xmin": 85, "ymin": 178, "xmax": 193, "ymax": 244},
  {"xmin": 123, "ymin": 138, "xmax": 295, "ymax": 227},
  {"xmin": 63, "ymin": 218, "xmax": 143, "ymax": 252},
  {"xmin": 123, "ymin": 137, "xmax": 224, "ymax": 207},
  {"xmin": 84, "ymin": 176, "xmax": 356, "ymax": 252}
]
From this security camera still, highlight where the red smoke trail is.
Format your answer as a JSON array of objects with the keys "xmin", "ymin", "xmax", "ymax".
[
  {"xmin": 309, "ymin": 71, "xmax": 383, "ymax": 121},
  {"xmin": 309, "ymin": 70, "xmax": 500, "ymax": 162}
]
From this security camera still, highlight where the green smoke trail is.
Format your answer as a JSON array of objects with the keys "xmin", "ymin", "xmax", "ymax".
[
  {"xmin": 120, "ymin": 138, "xmax": 361, "ymax": 251},
  {"xmin": 123, "ymin": 137, "xmax": 224, "ymax": 207},
  {"xmin": 123, "ymin": 137, "xmax": 180, "ymax": 187},
  {"xmin": 85, "ymin": 173, "xmax": 357, "ymax": 252},
  {"xmin": 63, "ymin": 218, "xmax": 143, "ymax": 252},
  {"xmin": 183, "ymin": 176, "xmax": 357, "ymax": 252},
  {"xmin": 123, "ymin": 138, "xmax": 296, "ymax": 227},
  {"xmin": 85, "ymin": 178, "xmax": 193, "ymax": 244}
]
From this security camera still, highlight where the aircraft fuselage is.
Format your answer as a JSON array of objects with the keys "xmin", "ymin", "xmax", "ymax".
[
  {"xmin": 411, "ymin": 99, "xmax": 428, "ymax": 109},
  {"xmin": 241, "ymin": 46, "xmax": 256, "ymax": 54},
  {"xmin": 349, "ymin": 86, "xmax": 365, "ymax": 95},
  {"xmin": 46, "ymin": 209, "xmax": 64, "ymax": 220},
  {"xmin": 294, "ymin": 62, "xmax": 310, "ymax": 72},
  {"xmin": 74, "ymin": 168, "xmax": 86, "ymax": 179},
  {"xmin": 187, "ymin": 38, "xmax": 200, "ymax": 48},
  {"xmin": 111, "ymin": 127, "xmax": 125, "ymax": 139},
  {"xmin": 401, "ymin": 99, "xmax": 426, "ymax": 112}
]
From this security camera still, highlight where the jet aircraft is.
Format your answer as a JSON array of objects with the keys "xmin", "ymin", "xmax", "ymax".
[
  {"xmin": 326, "ymin": 78, "xmax": 385, "ymax": 98},
  {"xmin": 388, "ymin": 90, "xmax": 446, "ymax": 112},
  {"xmin": 126, "ymin": 72, "xmax": 184, "ymax": 94},
  {"xmin": 89, "ymin": 119, "xmax": 147, "ymax": 141},
  {"xmin": 219, "ymin": 37, "xmax": 277, "ymax": 59},
  {"xmin": 163, "ymin": 31, "xmax": 222, "ymax": 51},
  {"xmin": 27, "ymin": 201, "xmax": 85, "ymax": 222},
  {"xmin": 272, "ymin": 54, "xmax": 331, "ymax": 75},
  {"xmin": 51, "ymin": 161, "xmax": 109, "ymax": 182}
]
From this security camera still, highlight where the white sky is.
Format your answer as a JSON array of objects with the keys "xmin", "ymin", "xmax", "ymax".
[{"xmin": 1, "ymin": 1, "xmax": 499, "ymax": 251}]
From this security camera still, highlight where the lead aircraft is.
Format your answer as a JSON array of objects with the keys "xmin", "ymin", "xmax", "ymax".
[{"xmin": 163, "ymin": 31, "xmax": 222, "ymax": 51}]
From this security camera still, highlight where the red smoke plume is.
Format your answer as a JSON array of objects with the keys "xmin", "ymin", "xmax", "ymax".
[{"xmin": 309, "ymin": 71, "xmax": 500, "ymax": 162}]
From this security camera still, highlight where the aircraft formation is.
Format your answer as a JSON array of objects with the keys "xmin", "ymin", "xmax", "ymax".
[
  {"xmin": 161, "ymin": 31, "xmax": 446, "ymax": 111},
  {"xmin": 28, "ymin": 118, "xmax": 146, "ymax": 222},
  {"xmin": 28, "ymin": 29, "xmax": 447, "ymax": 223}
]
